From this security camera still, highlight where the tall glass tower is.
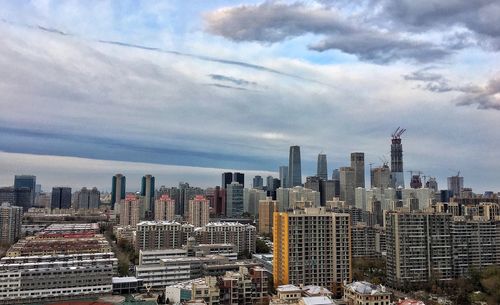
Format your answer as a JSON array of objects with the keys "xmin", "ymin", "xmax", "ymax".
[
  {"xmin": 317, "ymin": 153, "xmax": 328, "ymax": 180},
  {"xmin": 288, "ymin": 146, "xmax": 302, "ymax": 187},
  {"xmin": 14, "ymin": 175, "xmax": 36, "ymax": 206},
  {"xmin": 111, "ymin": 174, "xmax": 126, "ymax": 210}
]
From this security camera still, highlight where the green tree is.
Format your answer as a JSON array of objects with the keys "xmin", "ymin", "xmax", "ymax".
[{"xmin": 256, "ymin": 239, "xmax": 270, "ymax": 254}]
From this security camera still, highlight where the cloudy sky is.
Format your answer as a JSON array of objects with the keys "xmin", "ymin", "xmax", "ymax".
[{"xmin": 0, "ymin": 0, "xmax": 498, "ymax": 192}]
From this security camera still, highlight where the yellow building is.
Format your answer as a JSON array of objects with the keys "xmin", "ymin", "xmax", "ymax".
[{"xmin": 273, "ymin": 207, "xmax": 351, "ymax": 297}]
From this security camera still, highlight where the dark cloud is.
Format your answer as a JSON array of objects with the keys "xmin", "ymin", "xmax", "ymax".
[
  {"xmin": 455, "ymin": 76, "xmax": 500, "ymax": 110},
  {"xmin": 403, "ymin": 67, "xmax": 483, "ymax": 93},
  {"xmin": 205, "ymin": 1, "xmax": 452, "ymax": 63},
  {"xmin": 208, "ymin": 74, "xmax": 257, "ymax": 86},
  {"xmin": 381, "ymin": 0, "xmax": 500, "ymax": 50},
  {"xmin": 205, "ymin": 83, "xmax": 249, "ymax": 91}
]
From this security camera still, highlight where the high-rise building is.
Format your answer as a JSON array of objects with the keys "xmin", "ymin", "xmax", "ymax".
[
  {"xmin": 0, "ymin": 187, "xmax": 32, "ymax": 211},
  {"xmin": 253, "ymin": 176, "xmax": 264, "ymax": 189},
  {"xmin": 266, "ymin": 176, "xmax": 274, "ymax": 191},
  {"xmin": 154, "ymin": 194, "xmax": 176, "ymax": 221},
  {"xmin": 178, "ymin": 182, "xmax": 205, "ymax": 216},
  {"xmin": 196, "ymin": 222, "xmax": 256, "ymax": 254},
  {"xmin": 111, "ymin": 174, "xmax": 126, "ymax": 210},
  {"xmin": 288, "ymin": 146, "xmax": 302, "ymax": 187},
  {"xmin": 447, "ymin": 174, "xmax": 464, "ymax": 197},
  {"xmin": 76, "ymin": 187, "xmax": 100, "ymax": 209},
  {"xmin": 339, "ymin": 167, "xmax": 355, "ymax": 205},
  {"xmin": 136, "ymin": 221, "xmax": 193, "ymax": 250},
  {"xmin": 244, "ymin": 188, "xmax": 266, "ymax": 216},
  {"xmin": 0, "ymin": 202, "xmax": 23, "ymax": 244},
  {"xmin": 222, "ymin": 172, "xmax": 233, "ymax": 188},
  {"xmin": 226, "ymin": 182, "xmax": 244, "ymax": 217},
  {"xmin": 141, "ymin": 174, "xmax": 155, "ymax": 215},
  {"xmin": 119, "ymin": 195, "xmax": 141, "ymax": 226},
  {"xmin": 390, "ymin": 127, "xmax": 405, "ymax": 188},
  {"xmin": 233, "ymin": 172, "xmax": 245, "ymax": 188},
  {"xmin": 273, "ymin": 207, "xmax": 351, "ymax": 297},
  {"xmin": 351, "ymin": 152, "xmax": 365, "ymax": 188},
  {"xmin": 188, "ymin": 195, "xmax": 210, "ymax": 227},
  {"xmin": 51, "ymin": 187, "xmax": 72, "ymax": 209},
  {"xmin": 258, "ymin": 197, "xmax": 277, "ymax": 236},
  {"xmin": 14, "ymin": 175, "xmax": 36, "ymax": 207},
  {"xmin": 426, "ymin": 177, "xmax": 438, "ymax": 192},
  {"xmin": 331, "ymin": 169, "xmax": 341, "ymax": 197},
  {"xmin": 279, "ymin": 166, "xmax": 289, "ymax": 189},
  {"xmin": 317, "ymin": 153, "xmax": 328, "ymax": 180},
  {"xmin": 206, "ymin": 186, "xmax": 226, "ymax": 216},
  {"xmin": 371, "ymin": 165, "xmax": 391, "ymax": 189},
  {"xmin": 385, "ymin": 211, "xmax": 452, "ymax": 288}
]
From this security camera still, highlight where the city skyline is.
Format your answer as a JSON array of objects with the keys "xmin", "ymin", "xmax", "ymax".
[{"xmin": 0, "ymin": 1, "xmax": 499, "ymax": 192}]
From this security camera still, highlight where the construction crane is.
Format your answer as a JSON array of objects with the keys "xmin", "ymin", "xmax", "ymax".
[{"xmin": 391, "ymin": 127, "xmax": 406, "ymax": 139}]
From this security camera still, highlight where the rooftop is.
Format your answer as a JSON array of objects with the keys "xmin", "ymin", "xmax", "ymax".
[
  {"xmin": 277, "ymin": 284, "xmax": 301, "ymax": 292},
  {"xmin": 302, "ymin": 296, "xmax": 335, "ymax": 305},
  {"xmin": 345, "ymin": 281, "xmax": 389, "ymax": 295}
]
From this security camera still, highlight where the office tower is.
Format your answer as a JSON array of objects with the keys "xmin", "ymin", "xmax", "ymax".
[
  {"xmin": 279, "ymin": 166, "xmax": 289, "ymax": 189},
  {"xmin": 51, "ymin": 187, "xmax": 72, "ymax": 209},
  {"xmin": 226, "ymin": 182, "xmax": 244, "ymax": 217},
  {"xmin": 253, "ymin": 175, "xmax": 264, "ymax": 189},
  {"xmin": 222, "ymin": 172, "xmax": 233, "ymax": 188},
  {"xmin": 206, "ymin": 186, "xmax": 226, "ymax": 216},
  {"xmin": 304, "ymin": 176, "xmax": 320, "ymax": 192},
  {"xmin": 77, "ymin": 187, "xmax": 100, "ymax": 209},
  {"xmin": 119, "ymin": 195, "xmax": 141, "ymax": 226},
  {"xmin": 141, "ymin": 174, "xmax": 155, "ymax": 214},
  {"xmin": 351, "ymin": 152, "xmax": 365, "ymax": 188},
  {"xmin": 111, "ymin": 173, "xmax": 126, "ymax": 210},
  {"xmin": 339, "ymin": 167, "xmax": 355, "ymax": 205},
  {"xmin": 233, "ymin": 172, "xmax": 245, "ymax": 188},
  {"xmin": 178, "ymin": 182, "xmax": 205, "ymax": 216},
  {"xmin": 331, "ymin": 169, "xmax": 341, "ymax": 197},
  {"xmin": 317, "ymin": 153, "xmax": 328, "ymax": 180},
  {"xmin": 188, "ymin": 195, "xmax": 210, "ymax": 227},
  {"xmin": 385, "ymin": 211, "xmax": 452, "ymax": 288},
  {"xmin": 154, "ymin": 194, "xmax": 176, "ymax": 221},
  {"xmin": 0, "ymin": 187, "xmax": 31, "ymax": 211},
  {"xmin": 320, "ymin": 180, "xmax": 336, "ymax": 205},
  {"xmin": 266, "ymin": 176, "xmax": 274, "ymax": 191},
  {"xmin": 14, "ymin": 175, "xmax": 36, "ymax": 207},
  {"xmin": 447, "ymin": 174, "xmax": 464, "ymax": 197},
  {"xmin": 244, "ymin": 188, "xmax": 266, "ymax": 216},
  {"xmin": 0, "ymin": 202, "xmax": 23, "ymax": 244},
  {"xmin": 371, "ymin": 165, "xmax": 391, "ymax": 189},
  {"xmin": 258, "ymin": 197, "xmax": 277, "ymax": 236},
  {"xmin": 273, "ymin": 207, "xmax": 351, "ymax": 297},
  {"xmin": 390, "ymin": 127, "xmax": 406, "ymax": 188},
  {"xmin": 276, "ymin": 188, "xmax": 290, "ymax": 212},
  {"xmin": 288, "ymin": 146, "xmax": 302, "ymax": 187},
  {"xmin": 288, "ymin": 186, "xmax": 320, "ymax": 208}
]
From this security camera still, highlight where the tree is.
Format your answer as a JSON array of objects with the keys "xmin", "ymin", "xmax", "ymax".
[{"xmin": 256, "ymin": 239, "xmax": 270, "ymax": 254}]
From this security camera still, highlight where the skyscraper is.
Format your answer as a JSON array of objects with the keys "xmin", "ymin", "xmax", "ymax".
[
  {"xmin": 351, "ymin": 152, "xmax": 365, "ymax": 188},
  {"xmin": 279, "ymin": 166, "xmax": 289, "ymax": 189},
  {"xmin": 0, "ymin": 202, "xmax": 23, "ymax": 244},
  {"xmin": 447, "ymin": 174, "xmax": 464, "ymax": 197},
  {"xmin": 222, "ymin": 172, "xmax": 233, "ymax": 188},
  {"xmin": 258, "ymin": 197, "xmax": 277, "ymax": 236},
  {"xmin": 77, "ymin": 187, "xmax": 100, "ymax": 209},
  {"xmin": 273, "ymin": 207, "xmax": 351, "ymax": 297},
  {"xmin": 111, "ymin": 174, "xmax": 126, "ymax": 210},
  {"xmin": 390, "ymin": 127, "xmax": 405, "ymax": 188},
  {"xmin": 141, "ymin": 174, "xmax": 155, "ymax": 215},
  {"xmin": 371, "ymin": 165, "xmax": 391, "ymax": 189},
  {"xmin": 317, "ymin": 153, "xmax": 328, "ymax": 180},
  {"xmin": 14, "ymin": 175, "xmax": 36, "ymax": 207},
  {"xmin": 252, "ymin": 175, "xmax": 263, "ymax": 189},
  {"xmin": 339, "ymin": 167, "xmax": 355, "ymax": 205},
  {"xmin": 233, "ymin": 172, "xmax": 245, "ymax": 188},
  {"xmin": 226, "ymin": 182, "xmax": 244, "ymax": 217},
  {"xmin": 51, "ymin": 187, "xmax": 72, "ymax": 209},
  {"xmin": 288, "ymin": 146, "xmax": 302, "ymax": 187}
]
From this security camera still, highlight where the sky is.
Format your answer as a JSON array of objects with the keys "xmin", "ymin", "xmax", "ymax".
[{"xmin": 0, "ymin": 0, "xmax": 499, "ymax": 192}]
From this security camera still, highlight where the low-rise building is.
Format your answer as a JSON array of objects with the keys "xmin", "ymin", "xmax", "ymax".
[{"xmin": 343, "ymin": 281, "xmax": 391, "ymax": 305}]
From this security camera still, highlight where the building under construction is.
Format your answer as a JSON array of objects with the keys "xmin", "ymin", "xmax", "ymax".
[{"xmin": 390, "ymin": 127, "xmax": 405, "ymax": 188}]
